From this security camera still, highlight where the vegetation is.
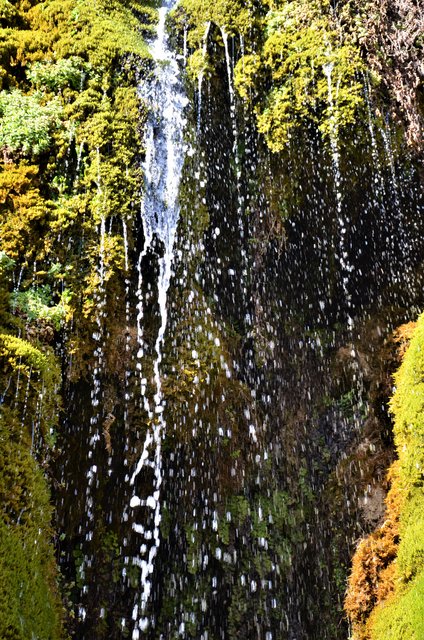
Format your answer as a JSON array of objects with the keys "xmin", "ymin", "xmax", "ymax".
[
  {"xmin": 0, "ymin": 321, "xmax": 62, "ymax": 636},
  {"xmin": 0, "ymin": 89, "xmax": 60, "ymax": 155},
  {"xmin": 173, "ymin": 0, "xmax": 423, "ymax": 153},
  {"xmin": 346, "ymin": 315, "xmax": 424, "ymax": 639},
  {"xmin": 237, "ymin": 0, "xmax": 365, "ymax": 151},
  {"xmin": 173, "ymin": 0, "xmax": 365, "ymax": 151},
  {"xmin": 0, "ymin": 407, "xmax": 63, "ymax": 640},
  {"xmin": 0, "ymin": 0, "xmax": 159, "ymax": 636}
]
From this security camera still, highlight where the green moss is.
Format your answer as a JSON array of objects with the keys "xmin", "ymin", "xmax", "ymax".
[
  {"xmin": 238, "ymin": 0, "xmax": 365, "ymax": 150},
  {"xmin": 0, "ymin": 521, "xmax": 61, "ymax": 640},
  {"xmin": 367, "ymin": 314, "xmax": 424, "ymax": 638},
  {"xmin": 186, "ymin": 48, "xmax": 211, "ymax": 83},
  {"xmin": 0, "ymin": 407, "xmax": 63, "ymax": 639},
  {"xmin": 397, "ymin": 501, "xmax": 424, "ymax": 580},
  {"xmin": 174, "ymin": 0, "xmax": 254, "ymax": 43},
  {"xmin": 369, "ymin": 572, "xmax": 424, "ymax": 640}
]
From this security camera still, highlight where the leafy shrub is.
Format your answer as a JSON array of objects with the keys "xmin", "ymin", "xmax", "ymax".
[
  {"xmin": 0, "ymin": 90, "xmax": 60, "ymax": 155},
  {"xmin": 28, "ymin": 56, "xmax": 89, "ymax": 91},
  {"xmin": 11, "ymin": 284, "xmax": 72, "ymax": 330}
]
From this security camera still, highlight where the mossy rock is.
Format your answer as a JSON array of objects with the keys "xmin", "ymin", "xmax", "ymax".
[
  {"xmin": 347, "ymin": 314, "xmax": 424, "ymax": 638},
  {"xmin": 0, "ymin": 408, "xmax": 63, "ymax": 639},
  {"xmin": 368, "ymin": 571, "xmax": 424, "ymax": 640}
]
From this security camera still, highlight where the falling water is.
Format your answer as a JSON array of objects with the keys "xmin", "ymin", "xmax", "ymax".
[
  {"xmin": 323, "ymin": 61, "xmax": 354, "ymax": 330},
  {"xmin": 379, "ymin": 122, "xmax": 412, "ymax": 281},
  {"xmin": 197, "ymin": 22, "xmax": 211, "ymax": 132},
  {"xmin": 79, "ymin": 147, "xmax": 107, "ymax": 621},
  {"xmin": 129, "ymin": 2, "xmax": 188, "ymax": 635},
  {"xmin": 221, "ymin": 29, "xmax": 238, "ymax": 155},
  {"xmin": 122, "ymin": 217, "xmax": 132, "ymax": 434},
  {"xmin": 74, "ymin": 140, "xmax": 85, "ymax": 188},
  {"xmin": 183, "ymin": 25, "xmax": 188, "ymax": 66}
]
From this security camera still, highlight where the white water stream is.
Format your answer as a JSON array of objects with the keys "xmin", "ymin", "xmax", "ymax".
[
  {"xmin": 323, "ymin": 61, "xmax": 354, "ymax": 331},
  {"xmin": 129, "ymin": 2, "xmax": 187, "ymax": 636},
  {"xmin": 197, "ymin": 21, "xmax": 211, "ymax": 132}
]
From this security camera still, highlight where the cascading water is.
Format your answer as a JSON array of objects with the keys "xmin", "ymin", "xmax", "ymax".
[
  {"xmin": 128, "ymin": 2, "xmax": 188, "ymax": 635},
  {"xmin": 323, "ymin": 61, "xmax": 354, "ymax": 331},
  {"xmin": 197, "ymin": 22, "xmax": 211, "ymax": 132},
  {"xmin": 81, "ymin": 155, "xmax": 107, "ymax": 616},
  {"xmin": 49, "ymin": 6, "xmax": 424, "ymax": 640}
]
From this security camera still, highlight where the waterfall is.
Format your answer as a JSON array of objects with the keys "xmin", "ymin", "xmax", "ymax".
[
  {"xmin": 379, "ymin": 122, "xmax": 411, "ymax": 281},
  {"xmin": 221, "ymin": 28, "xmax": 238, "ymax": 163},
  {"xmin": 129, "ymin": 2, "xmax": 188, "ymax": 635},
  {"xmin": 5, "ymin": 0, "xmax": 424, "ymax": 637}
]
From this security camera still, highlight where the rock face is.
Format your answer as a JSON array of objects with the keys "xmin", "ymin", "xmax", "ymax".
[
  {"xmin": 357, "ymin": 0, "xmax": 424, "ymax": 147},
  {"xmin": 0, "ymin": 1, "xmax": 423, "ymax": 639}
]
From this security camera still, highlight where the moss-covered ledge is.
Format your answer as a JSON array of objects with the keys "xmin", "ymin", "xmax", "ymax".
[{"xmin": 345, "ymin": 315, "xmax": 424, "ymax": 639}]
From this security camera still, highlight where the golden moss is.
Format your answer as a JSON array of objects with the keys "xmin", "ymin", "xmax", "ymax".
[
  {"xmin": 344, "ymin": 469, "xmax": 402, "ymax": 638},
  {"xmin": 0, "ymin": 163, "xmax": 51, "ymax": 261}
]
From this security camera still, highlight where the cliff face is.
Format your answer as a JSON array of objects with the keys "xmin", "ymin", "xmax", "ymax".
[
  {"xmin": 0, "ymin": 0, "xmax": 423, "ymax": 638},
  {"xmin": 355, "ymin": 0, "xmax": 423, "ymax": 148}
]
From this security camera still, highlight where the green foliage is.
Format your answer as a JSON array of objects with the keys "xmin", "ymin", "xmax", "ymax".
[
  {"xmin": 11, "ymin": 284, "xmax": 72, "ymax": 330},
  {"xmin": 28, "ymin": 56, "xmax": 88, "ymax": 91},
  {"xmin": 0, "ymin": 89, "xmax": 60, "ymax": 155},
  {"xmin": 176, "ymin": 0, "xmax": 365, "ymax": 152},
  {"xmin": 238, "ymin": 0, "xmax": 364, "ymax": 151},
  {"xmin": 174, "ymin": 0, "xmax": 254, "ymax": 42}
]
